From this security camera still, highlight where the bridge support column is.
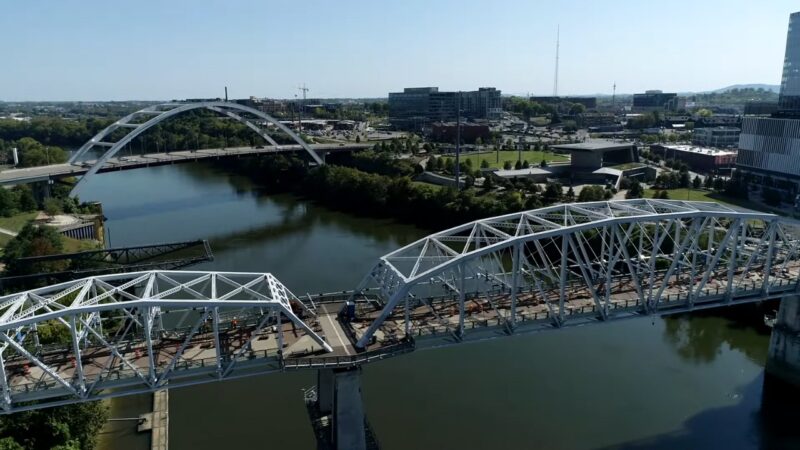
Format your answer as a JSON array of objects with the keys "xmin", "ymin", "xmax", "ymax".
[
  {"xmin": 766, "ymin": 295, "xmax": 800, "ymax": 387},
  {"xmin": 312, "ymin": 367, "xmax": 368, "ymax": 450}
]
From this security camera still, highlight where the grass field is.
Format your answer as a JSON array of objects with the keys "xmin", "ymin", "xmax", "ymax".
[
  {"xmin": 455, "ymin": 150, "xmax": 568, "ymax": 169},
  {"xmin": 0, "ymin": 211, "xmax": 38, "ymax": 233},
  {"xmin": 642, "ymin": 188, "xmax": 780, "ymax": 212}
]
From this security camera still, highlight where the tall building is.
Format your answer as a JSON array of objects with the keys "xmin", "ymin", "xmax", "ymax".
[
  {"xmin": 736, "ymin": 11, "xmax": 800, "ymax": 193},
  {"xmin": 692, "ymin": 126, "xmax": 741, "ymax": 148},
  {"xmin": 388, "ymin": 87, "xmax": 501, "ymax": 130},
  {"xmin": 780, "ymin": 12, "xmax": 800, "ymax": 111}
]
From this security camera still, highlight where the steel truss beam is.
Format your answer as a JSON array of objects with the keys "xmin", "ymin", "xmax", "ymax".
[
  {"xmin": 0, "ymin": 270, "xmax": 331, "ymax": 412},
  {"xmin": 353, "ymin": 200, "xmax": 800, "ymax": 348}
]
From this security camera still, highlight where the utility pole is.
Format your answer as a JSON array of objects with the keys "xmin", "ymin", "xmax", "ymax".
[
  {"xmin": 455, "ymin": 92, "xmax": 462, "ymax": 190},
  {"xmin": 224, "ymin": 86, "xmax": 228, "ymax": 102}
]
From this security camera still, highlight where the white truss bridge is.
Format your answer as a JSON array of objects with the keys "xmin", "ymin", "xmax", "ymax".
[{"xmin": 2, "ymin": 200, "xmax": 800, "ymax": 413}]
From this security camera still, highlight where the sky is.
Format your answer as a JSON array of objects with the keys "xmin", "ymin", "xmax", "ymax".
[{"xmin": 0, "ymin": 0, "xmax": 798, "ymax": 101}]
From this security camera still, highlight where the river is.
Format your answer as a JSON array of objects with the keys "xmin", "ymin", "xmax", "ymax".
[{"xmin": 76, "ymin": 160, "xmax": 800, "ymax": 450}]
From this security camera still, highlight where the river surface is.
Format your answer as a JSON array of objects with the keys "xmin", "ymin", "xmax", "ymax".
[{"xmin": 77, "ymin": 161, "xmax": 800, "ymax": 450}]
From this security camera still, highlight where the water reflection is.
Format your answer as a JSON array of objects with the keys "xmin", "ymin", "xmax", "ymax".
[{"xmin": 663, "ymin": 307, "xmax": 770, "ymax": 366}]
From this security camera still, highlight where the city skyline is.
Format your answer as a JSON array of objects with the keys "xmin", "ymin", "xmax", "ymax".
[{"xmin": 0, "ymin": 0, "xmax": 797, "ymax": 101}]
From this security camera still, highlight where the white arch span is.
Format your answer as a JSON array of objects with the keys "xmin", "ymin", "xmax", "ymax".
[{"xmin": 69, "ymin": 101, "xmax": 323, "ymax": 191}]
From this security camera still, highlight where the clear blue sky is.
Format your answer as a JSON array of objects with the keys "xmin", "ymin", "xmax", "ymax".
[{"xmin": 1, "ymin": 0, "xmax": 797, "ymax": 101}]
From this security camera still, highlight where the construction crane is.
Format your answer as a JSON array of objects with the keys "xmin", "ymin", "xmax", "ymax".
[{"xmin": 297, "ymin": 83, "xmax": 310, "ymax": 132}]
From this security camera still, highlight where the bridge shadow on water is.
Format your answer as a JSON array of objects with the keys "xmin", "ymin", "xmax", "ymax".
[{"xmin": 598, "ymin": 371, "xmax": 800, "ymax": 450}]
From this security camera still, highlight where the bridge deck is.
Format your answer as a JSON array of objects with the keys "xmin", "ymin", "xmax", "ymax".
[{"xmin": 0, "ymin": 143, "xmax": 370, "ymax": 186}]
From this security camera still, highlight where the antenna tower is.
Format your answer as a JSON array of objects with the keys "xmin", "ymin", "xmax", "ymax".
[{"xmin": 553, "ymin": 26, "xmax": 560, "ymax": 97}]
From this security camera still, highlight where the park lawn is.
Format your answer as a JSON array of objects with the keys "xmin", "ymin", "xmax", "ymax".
[
  {"xmin": 62, "ymin": 236, "xmax": 102, "ymax": 253},
  {"xmin": 0, "ymin": 211, "xmax": 38, "ymax": 233},
  {"xmin": 456, "ymin": 150, "xmax": 568, "ymax": 169},
  {"xmin": 411, "ymin": 181, "xmax": 443, "ymax": 191}
]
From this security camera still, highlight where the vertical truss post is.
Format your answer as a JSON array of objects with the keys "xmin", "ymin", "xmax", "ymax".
[
  {"xmin": 510, "ymin": 243, "xmax": 520, "ymax": 329},
  {"xmin": 0, "ymin": 349, "xmax": 10, "ymax": 410},
  {"xmin": 647, "ymin": 221, "xmax": 660, "ymax": 309},
  {"xmin": 212, "ymin": 307, "xmax": 223, "ymax": 376},
  {"xmin": 458, "ymin": 264, "xmax": 465, "ymax": 337},
  {"xmin": 726, "ymin": 219, "xmax": 741, "ymax": 301},
  {"xmin": 605, "ymin": 225, "xmax": 614, "ymax": 315},
  {"xmin": 559, "ymin": 236, "xmax": 568, "ymax": 321},
  {"xmin": 69, "ymin": 315, "xmax": 86, "ymax": 396},
  {"xmin": 276, "ymin": 310, "xmax": 284, "ymax": 357},
  {"xmin": 404, "ymin": 296, "xmax": 411, "ymax": 336},
  {"xmin": 763, "ymin": 220, "xmax": 778, "ymax": 295},
  {"xmin": 142, "ymin": 306, "xmax": 156, "ymax": 384}
]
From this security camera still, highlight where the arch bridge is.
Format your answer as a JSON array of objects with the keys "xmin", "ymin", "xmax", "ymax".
[
  {"xmin": 67, "ymin": 101, "xmax": 325, "ymax": 191},
  {"xmin": 1, "ymin": 200, "xmax": 800, "ymax": 418}
]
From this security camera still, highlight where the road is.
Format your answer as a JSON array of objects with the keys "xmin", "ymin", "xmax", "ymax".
[{"xmin": 0, "ymin": 143, "xmax": 371, "ymax": 186}]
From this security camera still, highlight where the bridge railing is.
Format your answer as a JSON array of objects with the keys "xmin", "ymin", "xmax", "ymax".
[{"xmin": 282, "ymin": 339, "xmax": 415, "ymax": 370}]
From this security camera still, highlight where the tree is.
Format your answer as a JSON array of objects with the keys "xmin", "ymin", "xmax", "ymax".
[
  {"xmin": 692, "ymin": 175, "xmax": 702, "ymax": 189},
  {"xmin": 0, "ymin": 401, "xmax": 108, "ymax": 450},
  {"xmin": 503, "ymin": 161, "xmax": 512, "ymax": 170},
  {"xmin": 43, "ymin": 198, "xmax": 62, "ymax": 217},
  {"xmin": 565, "ymin": 186, "xmax": 575, "ymax": 201},
  {"xmin": 543, "ymin": 182, "xmax": 562, "ymax": 204},
  {"xmin": 355, "ymin": 134, "xmax": 361, "ymax": 143},
  {"xmin": 696, "ymin": 108, "xmax": 713, "ymax": 118},
  {"xmin": 679, "ymin": 170, "xmax": 691, "ymax": 188},
  {"xmin": 514, "ymin": 160, "xmax": 523, "ymax": 170},
  {"xmin": 578, "ymin": 185, "xmax": 606, "ymax": 202},
  {"xmin": 483, "ymin": 175, "xmax": 495, "ymax": 190},
  {"xmin": 658, "ymin": 190, "xmax": 670, "ymax": 199},
  {"xmin": 0, "ymin": 188, "xmax": 15, "ymax": 217},
  {"xmin": 522, "ymin": 160, "xmax": 530, "ymax": 169},
  {"xmin": 703, "ymin": 175, "xmax": 713, "ymax": 189},
  {"xmin": 540, "ymin": 159, "xmax": 547, "ymax": 168},
  {"xmin": 625, "ymin": 180, "xmax": 644, "ymax": 199},
  {"xmin": 480, "ymin": 159, "xmax": 490, "ymax": 169},
  {"xmin": 3, "ymin": 224, "xmax": 65, "ymax": 275},
  {"xmin": 12, "ymin": 185, "xmax": 37, "ymax": 212},
  {"xmin": 426, "ymin": 157, "xmax": 437, "ymax": 172}
]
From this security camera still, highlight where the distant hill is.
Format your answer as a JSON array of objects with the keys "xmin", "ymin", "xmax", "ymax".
[{"xmin": 713, "ymin": 84, "xmax": 780, "ymax": 93}]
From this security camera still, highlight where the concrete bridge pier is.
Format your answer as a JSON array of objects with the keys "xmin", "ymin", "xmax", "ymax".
[
  {"xmin": 766, "ymin": 295, "xmax": 800, "ymax": 387},
  {"xmin": 313, "ymin": 367, "xmax": 368, "ymax": 450}
]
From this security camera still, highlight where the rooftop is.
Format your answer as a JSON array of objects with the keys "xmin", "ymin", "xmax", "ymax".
[{"xmin": 658, "ymin": 144, "xmax": 737, "ymax": 156}]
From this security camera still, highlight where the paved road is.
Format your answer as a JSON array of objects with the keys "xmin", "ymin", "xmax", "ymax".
[{"xmin": 0, "ymin": 143, "xmax": 371, "ymax": 186}]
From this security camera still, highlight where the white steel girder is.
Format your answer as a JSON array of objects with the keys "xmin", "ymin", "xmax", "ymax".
[
  {"xmin": 0, "ymin": 270, "xmax": 331, "ymax": 412},
  {"xmin": 353, "ymin": 199, "xmax": 800, "ymax": 348}
]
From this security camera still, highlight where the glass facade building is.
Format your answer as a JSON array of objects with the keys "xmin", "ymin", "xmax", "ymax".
[{"xmin": 780, "ymin": 12, "xmax": 800, "ymax": 110}]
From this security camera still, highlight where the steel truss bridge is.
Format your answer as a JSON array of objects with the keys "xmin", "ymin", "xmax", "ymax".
[{"xmin": 1, "ymin": 200, "xmax": 799, "ymax": 413}]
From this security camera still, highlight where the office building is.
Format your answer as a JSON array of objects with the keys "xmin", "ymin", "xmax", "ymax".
[
  {"xmin": 737, "ymin": 117, "xmax": 800, "ymax": 186},
  {"xmin": 692, "ymin": 127, "xmax": 741, "ymax": 148},
  {"xmin": 429, "ymin": 122, "xmax": 491, "ymax": 144},
  {"xmin": 736, "ymin": 12, "xmax": 800, "ymax": 191},
  {"xmin": 632, "ymin": 90, "xmax": 682, "ymax": 112},
  {"xmin": 780, "ymin": 12, "xmax": 800, "ymax": 111},
  {"xmin": 651, "ymin": 144, "xmax": 737, "ymax": 172},
  {"xmin": 388, "ymin": 87, "xmax": 502, "ymax": 130}
]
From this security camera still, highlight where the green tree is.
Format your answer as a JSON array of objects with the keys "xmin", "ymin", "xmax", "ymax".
[
  {"xmin": 0, "ymin": 188, "xmax": 15, "ymax": 217},
  {"xmin": 12, "ymin": 186, "xmax": 37, "ymax": 212},
  {"xmin": 43, "ymin": 198, "xmax": 62, "ymax": 217},
  {"xmin": 514, "ymin": 160, "xmax": 523, "ymax": 170},
  {"xmin": 543, "ymin": 182, "xmax": 562, "ymax": 204},
  {"xmin": 692, "ymin": 175, "xmax": 702, "ymax": 189},
  {"xmin": 578, "ymin": 185, "xmax": 606, "ymax": 202},
  {"xmin": 522, "ymin": 160, "xmax": 530, "ymax": 169},
  {"xmin": 3, "ymin": 224, "xmax": 65, "ymax": 275},
  {"xmin": 565, "ymin": 186, "xmax": 576, "ymax": 201},
  {"xmin": 480, "ymin": 159, "xmax": 490, "ymax": 169},
  {"xmin": 626, "ymin": 180, "xmax": 644, "ymax": 199},
  {"xmin": 503, "ymin": 161, "xmax": 512, "ymax": 170},
  {"xmin": 540, "ymin": 159, "xmax": 547, "ymax": 168}
]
